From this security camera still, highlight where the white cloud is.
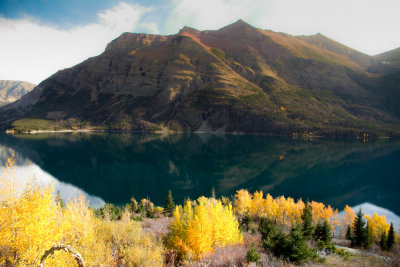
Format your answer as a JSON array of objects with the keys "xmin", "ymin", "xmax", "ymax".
[{"xmin": 0, "ymin": 2, "xmax": 152, "ymax": 84}]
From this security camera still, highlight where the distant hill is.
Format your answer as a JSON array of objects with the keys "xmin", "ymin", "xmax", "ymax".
[
  {"xmin": 374, "ymin": 47, "xmax": 400, "ymax": 68},
  {"xmin": 0, "ymin": 80, "xmax": 36, "ymax": 106},
  {"xmin": 1, "ymin": 20, "xmax": 400, "ymax": 136}
]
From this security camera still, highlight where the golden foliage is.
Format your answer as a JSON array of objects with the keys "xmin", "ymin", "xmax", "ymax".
[
  {"xmin": 234, "ymin": 190, "xmax": 339, "ymax": 231},
  {"xmin": 365, "ymin": 213, "xmax": 390, "ymax": 241},
  {"xmin": 168, "ymin": 197, "xmax": 242, "ymax": 259},
  {"xmin": 0, "ymin": 156, "xmax": 164, "ymax": 266},
  {"xmin": 0, "ymin": 183, "xmax": 62, "ymax": 266}
]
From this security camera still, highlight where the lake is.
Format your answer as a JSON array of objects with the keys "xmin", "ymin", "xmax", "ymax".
[{"xmin": 0, "ymin": 132, "xmax": 399, "ymax": 226}]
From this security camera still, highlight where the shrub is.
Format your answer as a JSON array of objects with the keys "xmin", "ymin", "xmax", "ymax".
[
  {"xmin": 246, "ymin": 243, "xmax": 261, "ymax": 263},
  {"xmin": 336, "ymin": 248, "xmax": 350, "ymax": 261},
  {"xmin": 259, "ymin": 218, "xmax": 318, "ymax": 263},
  {"xmin": 93, "ymin": 203, "xmax": 123, "ymax": 221}
]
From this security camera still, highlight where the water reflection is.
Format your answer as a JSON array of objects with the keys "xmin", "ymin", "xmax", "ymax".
[
  {"xmin": 0, "ymin": 133, "xmax": 399, "ymax": 217},
  {"xmin": 0, "ymin": 145, "xmax": 105, "ymax": 208}
]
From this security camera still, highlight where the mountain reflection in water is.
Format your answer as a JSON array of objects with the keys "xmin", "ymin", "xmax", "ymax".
[{"xmin": 0, "ymin": 133, "xmax": 399, "ymax": 218}]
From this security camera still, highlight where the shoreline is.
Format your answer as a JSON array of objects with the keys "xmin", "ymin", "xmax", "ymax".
[{"xmin": 4, "ymin": 128, "xmax": 400, "ymax": 139}]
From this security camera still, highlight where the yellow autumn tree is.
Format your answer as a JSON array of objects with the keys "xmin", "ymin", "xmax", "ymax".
[
  {"xmin": 1, "ymin": 155, "xmax": 164, "ymax": 266},
  {"xmin": 365, "ymin": 213, "xmax": 390, "ymax": 241},
  {"xmin": 342, "ymin": 205, "xmax": 356, "ymax": 227},
  {"xmin": 340, "ymin": 205, "xmax": 356, "ymax": 237},
  {"xmin": 0, "ymin": 183, "xmax": 62, "ymax": 266},
  {"xmin": 168, "ymin": 197, "xmax": 242, "ymax": 259},
  {"xmin": 0, "ymin": 155, "xmax": 63, "ymax": 266},
  {"xmin": 234, "ymin": 189, "xmax": 252, "ymax": 216},
  {"xmin": 233, "ymin": 190, "xmax": 340, "ymax": 231}
]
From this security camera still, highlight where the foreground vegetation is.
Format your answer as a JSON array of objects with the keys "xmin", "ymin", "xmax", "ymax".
[{"xmin": 1, "ymin": 158, "xmax": 399, "ymax": 266}]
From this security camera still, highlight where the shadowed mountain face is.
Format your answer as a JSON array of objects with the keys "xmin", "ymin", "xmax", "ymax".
[
  {"xmin": 0, "ymin": 80, "xmax": 36, "ymax": 106},
  {"xmin": 1, "ymin": 133, "xmax": 400, "ymax": 214},
  {"xmin": 1, "ymin": 20, "xmax": 400, "ymax": 136}
]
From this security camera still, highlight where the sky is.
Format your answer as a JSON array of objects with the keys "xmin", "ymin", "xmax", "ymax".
[{"xmin": 1, "ymin": 0, "xmax": 399, "ymax": 84}]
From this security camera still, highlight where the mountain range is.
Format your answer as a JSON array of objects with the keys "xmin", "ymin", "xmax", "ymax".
[
  {"xmin": 0, "ymin": 80, "xmax": 36, "ymax": 106},
  {"xmin": 1, "ymin": 20, "xmax": 400, "ymax": 136}
]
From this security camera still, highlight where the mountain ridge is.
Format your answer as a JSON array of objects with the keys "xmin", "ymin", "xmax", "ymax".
[
  {"xmin": 1, "ymin": 20, "xmax": 400, "ymax": 136},
  {"xmin": 0, "ymin": 80, "xmax": 36, "ymax": 107}
]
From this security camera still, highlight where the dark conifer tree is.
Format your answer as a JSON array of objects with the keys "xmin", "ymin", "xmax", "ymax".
[
  {"xmin": 313, "ymin": 221, "xmax": 322, "ymax": 240},
  {"xmin": 314, "ymin": 220, "xmax": 332, "ymax": 246},
  {"xmin": 287, "ymin": 224, "xmax": 315, "ymax": 263},
  {"xmin": 379, "ymin": 232, "xmax": 388, "ymax": 251},
  {"xmin": 364, "ymin": 222, "xmax": 373, "ymax": 249},
  {"xmin": 321, "ymin": 220, "xmax": 332, "ymax": 244},
  {"xmin": 345, "ymin": 225, "xmax": 353, "ymax": 241},
  {"xmin": 301, "ymin": 202, "xmax": 313, "ymax": 240},
  {"xmin": 387, "ymin": 223, "xmax": 396, "ymax": 250},
  {"xmin": 163, "ymin": 190, "xmax": 175, "ymax": 217},
  {"xmin": 351, "ymin": 209, "xmax": 367, "ymax": 247}
]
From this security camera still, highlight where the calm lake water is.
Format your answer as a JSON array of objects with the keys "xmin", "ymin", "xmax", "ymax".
[{"xmin": 1, "ymin": 132, "xmax": 399, "ymax": 223}]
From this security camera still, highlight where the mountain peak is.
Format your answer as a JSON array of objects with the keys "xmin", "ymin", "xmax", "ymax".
[
  {"xmin": 217, "ymin": 19, "xmax": 259, "ymax": 36},
  {"xmin": 178, "ymin": 26, "xmax": 200, "ymax": 36},
  {"xmin": 227, "ymin": 19, "xmax": 253, "ymax": 28}
]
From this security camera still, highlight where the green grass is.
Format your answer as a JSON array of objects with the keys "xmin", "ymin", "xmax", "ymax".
[
  {"xmin": 12, "ymin": 119, "xmax": 57, "ymax": 132},
  {"xmin": 10, "ymin": 118, "xmax": 92, "ymax": 133}
]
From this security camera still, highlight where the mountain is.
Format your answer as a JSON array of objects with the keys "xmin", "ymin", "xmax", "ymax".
[
  {"xmin": 1, "ymin": 20, "xmax": 400, "ymax": 136},
  {"xmin": 0, "ymin": 80, "xmax": 36, "ymax": 106},
  {"xmin": 374, "ymin": 47, "xmax": 400, "ymax": 68}
]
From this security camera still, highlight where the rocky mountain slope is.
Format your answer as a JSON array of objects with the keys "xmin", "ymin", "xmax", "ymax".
[
  {"xmin": 0, "ymin": 80, "xmax": 36, "ymax": 106},
  {"xmin": 1, "ymin": 20, "xmax": 400, "ymax": 136},
  {"xmin": 374, "ymin": 47, "xmax": 400, "ymax": 68}
]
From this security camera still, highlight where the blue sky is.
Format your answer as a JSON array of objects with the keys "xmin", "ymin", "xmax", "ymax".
[{"xmin": 1, "ymin": 0, "xmax": 399, "ymax": 83}]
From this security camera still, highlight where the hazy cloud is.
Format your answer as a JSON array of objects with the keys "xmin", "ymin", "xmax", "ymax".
[{"xmin": 0, "ymin": 2, "xmax": 152, "ymax": 84}]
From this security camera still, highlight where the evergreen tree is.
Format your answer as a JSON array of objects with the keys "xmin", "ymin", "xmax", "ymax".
[
  {"xmin": 286, "ymin": 224, "xmax": 316, "ymax": 263},
  {"xmin": 321, "ymin": 220, "xmax": 332, "ymax": 244},
  {"xmin": 163, "ymin": 190, "xmax": 175, "ymax": 217},
  {"xmin": 379, "ymin": 232, "xmax": 388, "ymax": 251},
  {"xmin": 314, "ymin": 220, "xmax": 332, "ymax": 246},
  {"xmin": 240, "ymin": 211, "xmax": 252, "ymax": 232},
  {"xmin": 345, "ymin": 225, "xmax": 352, "ymax": 241},
  {"xmin": 301, "ymin": 202, "xmax": 313, "ymax": 240},
  {"xmin": 313, "ymin": 221, "xmax": 322, "ymax": 240},
  {"xmin": 351, "ymin": 209, "xmax": 367, "ymax": 247},
  {"xmin": 364, "ymin": 222, "xmax": 373, "ymax": 249},
  {"xmin": 55, "ymin": 190, "xmax": 65, "ymax": 209},
  {"xmin": 259, "ymin": 218, "xmax": 277, "ymax": 249},
  {"xmin": 387, "ymin": 223, "xmax": 396, "ymax": 250}
]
